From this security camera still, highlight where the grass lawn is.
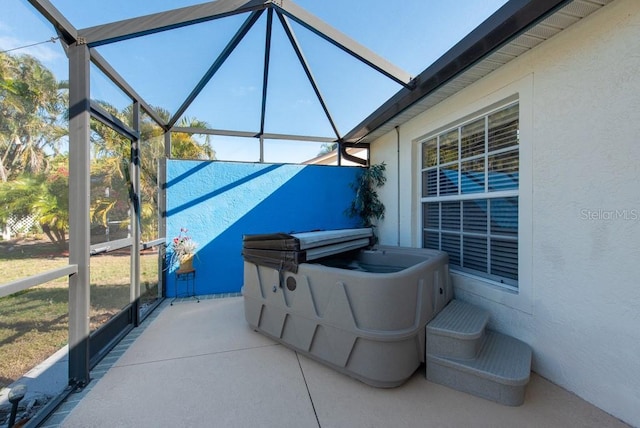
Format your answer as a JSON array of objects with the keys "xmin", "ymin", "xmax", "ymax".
[{"xmin": 0, "ymin": 238, "xmax": 160, "ymax": 390}]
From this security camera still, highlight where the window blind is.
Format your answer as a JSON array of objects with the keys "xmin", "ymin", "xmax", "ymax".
[{"xmin": 421, "ymin": 102, "xmax": 519, "ymax": 287}]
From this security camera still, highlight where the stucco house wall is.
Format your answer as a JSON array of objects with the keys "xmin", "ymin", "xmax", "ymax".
[{"xmin": 370, "ymin": 0, "xmax": 640, "ymax": 425}]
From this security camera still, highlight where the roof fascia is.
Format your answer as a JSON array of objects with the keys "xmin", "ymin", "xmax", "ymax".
[{"xmin": 343, "ymin": 0, "xmax": 570, "ymax": 143}]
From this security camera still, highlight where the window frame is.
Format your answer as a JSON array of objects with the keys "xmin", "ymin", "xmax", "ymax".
[{"xmin": 419, "ymin": 101, "xmax": 520, "ymax": 289}]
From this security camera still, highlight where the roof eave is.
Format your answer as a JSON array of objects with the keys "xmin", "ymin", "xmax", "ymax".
[{"xmin": 342, "ymin": 0, "xmax": 573, "ymax": 144}]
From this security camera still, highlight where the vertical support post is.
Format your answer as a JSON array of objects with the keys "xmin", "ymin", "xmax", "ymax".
[
  {"xmin": 259, "ymin": 135, "xmax": 264, "ymax": 163},
  {"xmin": 337, "ymin": 140, "xmax": 342, "ymax": 166},
  {"xmin": 159, "ymin": 132, "xmax": 170, "ymax": 296},
  {"xmin": 68, "ymin": 42, "xmax": 91, "ymax": 387},
  {"xmin": 130, "ymin": 102, "xmax": 141, "ymax": 326},
  {"xmin": 395, "ymin": 125, "xmax": 401, "ymax": 247},
  {"xmin": 164, "ymin": 128, "xmax": 172, "ymax": 158}
]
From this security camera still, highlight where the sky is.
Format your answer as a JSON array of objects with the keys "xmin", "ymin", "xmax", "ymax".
[{"xmin": 1, "ymin": 0, "xmax": 509, "ymax": 163}]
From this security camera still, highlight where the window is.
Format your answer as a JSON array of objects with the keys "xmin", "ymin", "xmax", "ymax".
[{"xmin": 420, "ymin": 103, "xmax": 519, "ymax": 288}]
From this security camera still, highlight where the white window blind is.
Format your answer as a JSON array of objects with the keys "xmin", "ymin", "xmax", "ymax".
[{"xmin": 420, "ymin": 103, "xmax": 519, "ymax": 287}]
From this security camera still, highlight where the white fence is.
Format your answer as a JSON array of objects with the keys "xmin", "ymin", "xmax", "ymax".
[{"xmin": 1, "ymin": 213, "xmax": 41, "ymax": 240}]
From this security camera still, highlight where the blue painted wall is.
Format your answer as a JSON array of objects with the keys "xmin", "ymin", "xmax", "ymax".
[{"xmin": 166, "ymin": 160, "xmax": 362, "ymax": 296}]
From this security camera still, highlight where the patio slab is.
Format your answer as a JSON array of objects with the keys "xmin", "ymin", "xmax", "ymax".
[
  {"xmin": 113, "ymin": 297, "xmax": 274, "ymax": 366},
  {"xmin": 51, "ymin": 297, "xmax": 629, "ymax": 427},
  {"xmin": 300, "ymin": 355, "xmax": 625, "ymax": 428}
]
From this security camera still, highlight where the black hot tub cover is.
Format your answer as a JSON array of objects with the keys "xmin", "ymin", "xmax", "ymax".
[{"xmin": 242, "ymin": 228, "xmax": 373, "ymax": 273}]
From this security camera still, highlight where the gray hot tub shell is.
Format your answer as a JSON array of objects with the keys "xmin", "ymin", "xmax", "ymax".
[{"xmin": 242, "ymin": 229, "xmax": 451, "ymax": 388}]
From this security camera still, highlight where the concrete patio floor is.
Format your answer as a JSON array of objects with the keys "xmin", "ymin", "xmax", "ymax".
[{"xmin": 42, "ymin": 296, "xmax": 628, "ymax": 428}]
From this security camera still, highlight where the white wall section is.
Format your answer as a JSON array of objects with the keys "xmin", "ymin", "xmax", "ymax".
[{"xmin": 371, "ymin": 0, "xmax": 640, "ymax": 425}]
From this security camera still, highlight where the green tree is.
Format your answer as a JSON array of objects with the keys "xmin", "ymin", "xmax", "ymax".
[
  {"xmin": 0, "ymin": 52, "xmax": 68, "ymax": 246},
  {"xmin": 89, "ymin": 101, "xmax": 132, "ymax": 240},
  {"xmin": 136, "ymin": 111, "xmax": 216, "ymax": 241},
  {"xmin": 88, "ymin": 105, "xmax": 216, "ymax": 241},
  {"xmin": 138, "ymin": 113, "xmax": 165, "ymax": 241},
  {"xmin": 34, "ymin": 157, "xmax": 69, "ymax": 246},
  {"xmin": 0, "ymin": 156, "xmax": 69, "ymax": 247},
  {"xmin": 0, "ymin": 52, "xmax": 67, "ymax": 182},
  {"xmin": 170, "ymin": 116, "xmax": 216, "ymax": 160},
  {"xmin": 1, "ymin": 52, "xmax": 217, "ymax": 245}
]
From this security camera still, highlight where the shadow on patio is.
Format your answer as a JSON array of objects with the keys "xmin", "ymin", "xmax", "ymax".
[{"xmin": 42, "ymin": 297, "xmax": 628, "ymax": 428}]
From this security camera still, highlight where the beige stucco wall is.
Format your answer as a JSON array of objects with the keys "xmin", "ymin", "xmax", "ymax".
[{"xmin": 371, "ymin": 0, "xmax": 640, "ymax": 425}]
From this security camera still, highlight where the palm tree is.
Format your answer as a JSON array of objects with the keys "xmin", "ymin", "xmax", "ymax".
[
  {"xmin": 0, "ymin": 156, "xmax": 69, "ymax": 247},
  {"xmin": 33, "ymin": 158, "xmax": 69, "ymax": 246},
  {"xmin": 88, "ymin": 101, "xmax": 132, "ymax": 240},
  {"xmin": 0, "ymin": 53, "xmax": 67, "ymax": 182},
  {"xmin": 1, "ymin": 52, "xmax": 217, "ymax": 244},
  {"xmin": 171, "ymin": 116, "xmax": 216, "ymax": 160},
  {"xmin": 88, "ymin": 105, "xmax": 216, "ymax": 241}
]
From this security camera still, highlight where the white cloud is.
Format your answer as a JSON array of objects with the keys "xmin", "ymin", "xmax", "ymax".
[{"xmin": 230, "ymin": 85, "xmax": 257, "ymax": 97}]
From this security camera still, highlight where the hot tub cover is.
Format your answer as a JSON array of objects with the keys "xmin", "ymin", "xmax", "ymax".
[{"xmin": 242, "ymin": 228, "xmax": 373, "ymax": 273}]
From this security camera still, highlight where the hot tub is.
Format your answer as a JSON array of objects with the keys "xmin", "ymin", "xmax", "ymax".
[{"xmin": 242, "ymin": 228, "xmax": 451, "ymax": 387}]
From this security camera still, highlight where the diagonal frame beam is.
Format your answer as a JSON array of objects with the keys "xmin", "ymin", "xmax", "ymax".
[
  {"xmin": 33, "ymin": 0, "xmax": 417, "ymax": 147},
  {"xmin": 78, "ymin": 0, "xmax": 269, "ymax": 47},
  {"xmin": 168, "ymin": 10, "xmax": 264, "ymax": 129},
  {"xmin": 90, "ymin": 100, "xmax": 139, "ymax": 142},
  {"xmin": 27, "ymin": 0, "xmax": 77, "ymax": 45},
  {"xmin": 259, "ymin": 8, "xmax": 274, "ymax": 135},
  {"xmin": 90, "ymin": 49, "xmax": 167, "ymax": 128},
  {"xmin": 274, "ymin": 0, "xmax": 413, "ymax": 88},
  {"xmin": 277, "ymin": 11, "xmax": 341, "ymax": 140}
]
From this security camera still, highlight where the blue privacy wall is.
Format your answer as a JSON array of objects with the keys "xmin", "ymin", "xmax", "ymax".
[{"xmin": 166, "ymin": 160, "xmax": 362, "ymax": 296}]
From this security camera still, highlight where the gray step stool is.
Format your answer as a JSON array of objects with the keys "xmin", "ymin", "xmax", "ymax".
[{"xmin": 426, "ymin": 299, "xmax": 532, "ymax": 406}]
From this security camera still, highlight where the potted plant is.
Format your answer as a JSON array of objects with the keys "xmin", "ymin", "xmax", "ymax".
[
  {"xmin": 346, "ymin": 162, "xmax": 387, "ymax": 240},
  {"xmin": 170, "ymin": 228, "xmax": 197, "ymax": 272}
]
